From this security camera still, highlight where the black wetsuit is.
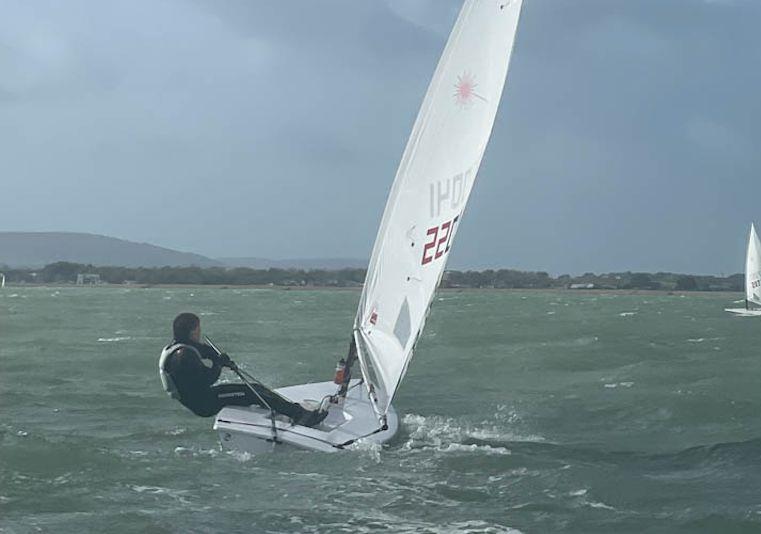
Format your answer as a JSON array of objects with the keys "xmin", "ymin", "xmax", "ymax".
[{"xmin": 162, "ymin": 339, "xmax": 310, "ymax": 420}]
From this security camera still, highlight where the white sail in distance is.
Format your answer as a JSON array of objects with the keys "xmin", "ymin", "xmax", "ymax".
[
  {"xmin": 746, "ymin": 224, "xmax": 761, "ymax": 306},
  {"xmin": 353, "ymin": 0, "xmax": 523, "ymax": 415}
]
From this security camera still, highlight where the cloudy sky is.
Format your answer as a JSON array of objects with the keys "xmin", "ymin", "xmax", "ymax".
[{"xmin": 1, "ymin": 0, "xmax": 758, "ymax": 274}]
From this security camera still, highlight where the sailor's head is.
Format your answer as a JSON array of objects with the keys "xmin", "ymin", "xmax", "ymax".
[{"xmin": 173, "ymin": 312, "xmax": 201, "ymax": 343}]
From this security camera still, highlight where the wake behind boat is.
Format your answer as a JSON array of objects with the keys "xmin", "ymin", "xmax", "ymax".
[
  {"xmin": 725, "ymin": 223, "xmax": 761, "ymax": 316},
  {"xmin": 214, "ymin": 0, "xmax": 524, "ymax": 453}
]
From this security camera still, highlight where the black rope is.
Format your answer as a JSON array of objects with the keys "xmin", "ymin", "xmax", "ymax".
[
  {"xmin": 233, "ymin": 368, "xmax": 280, "ymax": 442},
  {"xmin": 343, "ymin": 378, "xmax": 364, "ymax": 395},
  {"xmin": 206, "ymin": 336, "xmax": 280, "ymax": 442},
  {"xmin": 334, "ymin": 422, "xmax": 389, "ymax": 449}
]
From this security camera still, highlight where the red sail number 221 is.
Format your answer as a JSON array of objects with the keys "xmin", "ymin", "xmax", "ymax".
[{"xmin": 421, "ymin": 216, "xmax": 459, "ymax": 265}]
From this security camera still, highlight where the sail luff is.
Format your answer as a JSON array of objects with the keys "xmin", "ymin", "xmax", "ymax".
[
  {"xmin": 354, "ymin": 3, "xmax": 470, "ymax": 329},
  {"xmin": 382, "ymin": 137, "xmax": 495, "ymax": 407},
  {"xmin": 352, "ymin": 1, "xmax": 473, "ymax": 409},
  {"xmin": 353, "ymin": 0, "xmax": 523, "ymax": 415}
]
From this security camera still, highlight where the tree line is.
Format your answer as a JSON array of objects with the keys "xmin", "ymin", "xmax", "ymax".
[{"xmin": 0, "ymin": 262, "xmax": 743, "ymax": 292}]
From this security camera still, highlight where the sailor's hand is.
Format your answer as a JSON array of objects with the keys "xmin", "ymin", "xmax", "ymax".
[{"xmin": 219, "ymin": 353, "xmax": 237, "ymax": 370}]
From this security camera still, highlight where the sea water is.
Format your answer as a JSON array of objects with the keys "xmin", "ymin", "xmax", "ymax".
[{"xmin": 2, "ymin": 287, "xmax": 760, "ymax": 533}]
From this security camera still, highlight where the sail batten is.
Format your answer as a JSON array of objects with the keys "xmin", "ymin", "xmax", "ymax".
[{"xmin": 353, "ymin": 0, "xmax": 523, "ymax": 415}]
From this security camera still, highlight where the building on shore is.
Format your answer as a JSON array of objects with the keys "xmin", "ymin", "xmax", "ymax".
[{"xmin": 76, "ymin": 273, "xmax": 101, "ymax": 285}]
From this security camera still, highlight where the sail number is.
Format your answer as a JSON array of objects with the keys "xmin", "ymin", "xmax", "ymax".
[
  {"xmin": 752, "ymin": 280, "xmax": 760, "ymax": 289},
  {"xmin": 422, "ymin": 216, "xmax": 459, "ymax": 265}
]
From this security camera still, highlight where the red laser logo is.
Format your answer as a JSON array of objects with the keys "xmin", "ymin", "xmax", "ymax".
[{"xmin": 454, "ymin": 72, "xmax": 485, "ymax": 107}]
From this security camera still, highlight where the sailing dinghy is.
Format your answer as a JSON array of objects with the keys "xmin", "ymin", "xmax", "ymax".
[
  {"xmin": 725, "ymin": 223, "xmax": 761, "ymax": 316},
  {"xmin": 214, "ymin": 0, "xmax": 523, "ymax": 453}
]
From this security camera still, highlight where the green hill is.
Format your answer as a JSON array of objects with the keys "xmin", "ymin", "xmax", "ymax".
[{"xmin": 0, "ymin": 232, "xmax": 221, "ymax": 268}]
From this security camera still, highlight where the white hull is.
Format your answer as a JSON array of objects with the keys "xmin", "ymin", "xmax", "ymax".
[
  {"xmin": 214, "ymin": 380, "xmax": 398, "ymax": 454},
  {"xmin": 724, "ymin": 308, "xmax": 761, "ymax": 317}
]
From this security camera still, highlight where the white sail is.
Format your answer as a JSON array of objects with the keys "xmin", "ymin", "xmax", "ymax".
[
  {"xmin": 353, "ymin": 0, "xmax": 523, "ymax": 415},
  {"xmin": 746, "ymin": 224, "xmax": 761, "ymax": 306}
]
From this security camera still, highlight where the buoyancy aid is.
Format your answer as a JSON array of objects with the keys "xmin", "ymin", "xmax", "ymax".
[{"xmin": 158, "ymin": 343, "xmax": 202, "ymax": 400}]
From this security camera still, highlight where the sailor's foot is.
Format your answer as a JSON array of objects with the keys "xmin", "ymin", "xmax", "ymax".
[{"xmin": 297, "ymin": 407, "xmax": 329, "ymax": 427}]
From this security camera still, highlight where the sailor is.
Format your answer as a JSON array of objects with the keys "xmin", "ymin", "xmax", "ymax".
[{"xmin": 159, "ymin": 312, "xmax": 327, "ymax": 426}]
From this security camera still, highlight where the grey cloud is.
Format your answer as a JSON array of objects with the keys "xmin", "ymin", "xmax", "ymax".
[{"xmin": 0, "ymin": 0, "xmax": 758, "ymax": 274}]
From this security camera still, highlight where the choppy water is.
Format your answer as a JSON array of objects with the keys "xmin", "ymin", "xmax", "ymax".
[{"xmin": 2, "ymin": 287, "xmax": 761, "ymax": 533}]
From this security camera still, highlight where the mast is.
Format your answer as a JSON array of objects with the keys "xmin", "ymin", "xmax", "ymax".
[{"xmin": 336, "ymin": 336, "xmax": 359, "ymax": 398}]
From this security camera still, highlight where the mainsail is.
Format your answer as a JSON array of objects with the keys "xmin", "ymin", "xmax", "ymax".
[
  {"xmin": 746, "ymin": 224, "xmax": 761, "ymax": 307},
  {"xmin": 353, "ymin": 0, "xmax": 523, "ymax": 416}
]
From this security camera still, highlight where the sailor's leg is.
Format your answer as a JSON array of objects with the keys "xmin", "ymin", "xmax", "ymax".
[
  {"xmin": 211, "ymin": 383, "xmax": 309, "ymax": 421},
  {"xmin": 245, "ymin": 383, "xmax": 311, "ymax": 421},
  {"xmin": 211, "ymin": 383, "xmax": 263, "ymax": 408},
  {"xmin": 180, "ymin": 389, "xmax": 219, "ymax": 417}
]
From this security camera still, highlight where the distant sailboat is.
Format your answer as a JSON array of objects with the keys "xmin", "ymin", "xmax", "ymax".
[
  {"xmin": 0, "ymin": 273, "xmax": 4, "ymax": 289},
  {"xmin": 213, "ymin": 0, "xmax": 524, "ymax": 453},
  {"xmin": 725, "ymin": 224, "xmax": 761, "ymax": 316}
]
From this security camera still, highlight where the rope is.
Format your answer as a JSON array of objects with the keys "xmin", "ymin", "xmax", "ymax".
[
  {"xmin": 345, "ymin": 379, "xmax": 364, "ymax": 393},
  {"xmin": 205, "ymin": 336, "xmax": 280, "ymax": 443},
  {"xmin": 334, "ymin": 421, "xmax": 389, "ymax": 449},
  {"xmin": 233, "ymin": 367, "xmax": 279, "ymax": 442}
]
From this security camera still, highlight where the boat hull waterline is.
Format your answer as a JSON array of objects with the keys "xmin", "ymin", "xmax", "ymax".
[{"xmin": 724, "ymin": 308, "xmax": 761, "ymax": 317}]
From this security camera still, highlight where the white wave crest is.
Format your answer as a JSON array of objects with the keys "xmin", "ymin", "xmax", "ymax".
[
  {"xmin": 173, "ymin": 446, "xmax": 219, "ymax": 459},
  {"xmin": 227, "ymin": 449, "xmax": 254, "ymax": 463},
  {"xmin": 401, "ymin": 412, "xmax": 544, "ymax": 454},
  {"xmin": 440, "ymin": 442, "xmax": 511, "ymax": 455},
  {"xmin": 434, "ymin": 520, "xmax": 524, "ymax": 534},
  {"xmin": 130, "ymin": 485, "xmax": 193, "ymax": 505},
  {"xmin": 586, "ymin": 500, "xmax": 616, "ymax": 510},
  {"xmin": 603, "ymin": 381, "xmax": 634, "ymax": 389},
  {"xmin": 346, "ymin": 439, "xmax": 383, "ymax": 463}
]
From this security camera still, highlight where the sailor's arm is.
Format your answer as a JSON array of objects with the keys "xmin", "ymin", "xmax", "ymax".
[{"xmin": 176, "ymin": 347, "xmax": 222, "ymax": 385}]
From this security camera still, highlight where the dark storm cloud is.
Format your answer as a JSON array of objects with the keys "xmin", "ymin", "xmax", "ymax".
[{"xmin": 0, "ymin": 0, "xmax": 757, "ymax": 274}]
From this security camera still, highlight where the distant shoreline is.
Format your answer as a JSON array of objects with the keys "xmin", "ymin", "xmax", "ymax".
[
  {"xmin": 2, "ymin": 283, "xmax": 742, "ymax": 297},
  {"xmin": 2, "ymin": 262, "xmax": 743, "ymax": 293}
]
